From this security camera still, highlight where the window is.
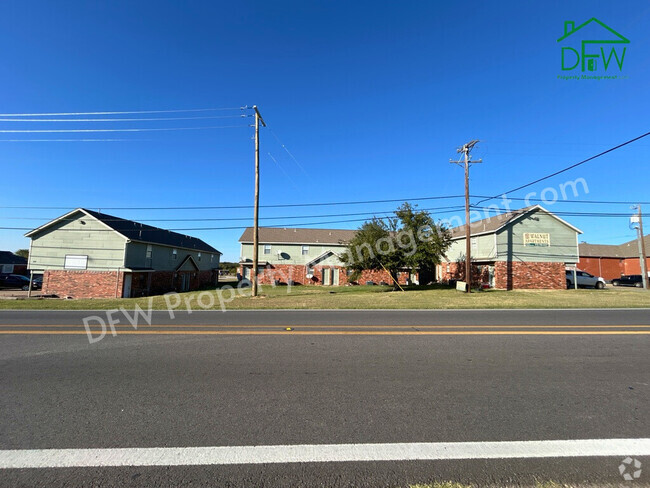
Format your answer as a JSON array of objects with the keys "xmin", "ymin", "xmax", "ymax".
[
  {"xmin": 210, "ymin": 254, "xmax": 214, "ymax": 263},
  {"xmin": 264, "ymin": 244, "xmax": 271, "ymax": 255},
  {"xmin": 301, "ymin": 245, "xmax": 309, "ymax": 255},
  {"xmin": 172, "ymin": 249, "xmax": 178, "ymax": 259},
  {"xmin": 197, "ymin": 252, "xmax": 202, "ymax": 262},
  {"xmin": 64, "ymin": 255, "xmax": 88, "ymax": 270},
  {"xmin": 306, "ymin": 266, "xmax": 314, "ymax": 276},
  {"xmin": 146, "ymin": 245, "xmax": 152, "ymax": 260}
]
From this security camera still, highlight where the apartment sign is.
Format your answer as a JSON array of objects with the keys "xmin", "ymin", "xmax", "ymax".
[{"xmin": 523, "ymin": 233, "xmax": 550, "ymax": 247}]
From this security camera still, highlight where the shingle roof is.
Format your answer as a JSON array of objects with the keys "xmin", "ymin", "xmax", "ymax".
[
  {"xmin": 579, "ymin": 234, "xmax": 650, "ymax": 258},
  {"xmin": 448, "ymin": 205, "xmax": 582, "ymax": 239},
  {"xmin": 239, "ymin": 227, "xmax": 357, "ymax": 245},
  {"xmin": 448, "ymin": 207, "xmax": 532, "ymax": 239},
  {"xmin": 0, "ymin": 251, "xmax": 27, "ymax": 265},
  {"xmin": 27, "ymin": 208, "xmax": 220, "ymax": 254}
]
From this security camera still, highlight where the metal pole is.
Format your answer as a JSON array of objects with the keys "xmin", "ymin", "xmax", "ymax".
[
  {"xmin": 251, "ymin": 106, "xmax": 266, "ymax": 297},
  {"xmin": 463, "ymin": 148, "xmax": 471, "ymax": 293},
  {"xmin": 27, "ymin": 269, "xmax": 33, "ymax": 298},
  {"xmin": 638, "ymin": 206, "xmax": 648, "ymax": 289}
]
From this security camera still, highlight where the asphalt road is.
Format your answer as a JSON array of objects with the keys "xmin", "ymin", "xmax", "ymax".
[{"xmin": 0, "ymin": 309, "xmax": 648, "ymax": 487}]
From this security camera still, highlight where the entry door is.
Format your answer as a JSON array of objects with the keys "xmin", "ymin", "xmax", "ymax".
[
  {"xmin": 122, "ymin": 274, "xmax": 132, "ymax": 298},
  {"xmin": 322, "ymin": 268, "xmax": 330, "ymax": 286},
  {"xmin": 181, "ymin": 273, "xmax": 191, "ymax": 292},
  {"xmin": 332, "ymin": 268, "xmax": 339, "ymax": 286}
]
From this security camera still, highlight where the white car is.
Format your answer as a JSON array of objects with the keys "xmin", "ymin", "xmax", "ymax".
[{"xmin": 566, "ymin": 270, "xmax": 606, "ymax": 289}]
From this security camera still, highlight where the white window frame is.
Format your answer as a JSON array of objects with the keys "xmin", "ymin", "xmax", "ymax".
[
  {"xmin": 64, "ymin": 255, "xmax": 88, "ymax": 270},
  {"xmin": 172, "ymin": 249, "xmax": 178, "ymax": 260},
  {"xmin": 301, "ymin": 245, "xmax": 309, "ymax": 255},
  {"xmin": 198, "ymin": 252, "xmax": 202, "ymax": 262},
  {"xmin": 264, "ymin": 244, "xmax": 271, "ymax": 255}
]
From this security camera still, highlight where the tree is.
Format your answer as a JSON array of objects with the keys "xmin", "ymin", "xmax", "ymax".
[
  {"xmin": 395, "ymin": 202, "xmax": 452, "ymax": 282},
  {"xmin": 340, "ymin": 203, "xmax": 452, "ymax": 288},
  {"xmin": 15, "ymin": 249, "xmax": 29, "ymax": 260}
]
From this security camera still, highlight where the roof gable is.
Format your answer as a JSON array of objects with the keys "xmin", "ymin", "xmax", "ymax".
[
  {"xmin": 176, "ymin": 255, "xmax": 199, "ymax": 271},
  {"xmin": 25, "ymin": 208, "xmax": 221, "ymax": 254},
  {"xmin": 449, "ymin": 206, "xmax": 582, "ymax": 239}
]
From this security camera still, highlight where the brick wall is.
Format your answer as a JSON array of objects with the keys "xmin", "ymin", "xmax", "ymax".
[
  {"xmin": 43, "ymin": 270, "xmax": 124, "ymax": 299},
  {"xmin": 622, "ymin": 257, "xmax": 650, "ymax": 277},
  {"xmin": 241, "ymin": 264, "xmax": 408, "ymax": 286},
  {"xmin": 439, "ymin": 262, "xmax": 490, "ymax": 286},
  {"xmin": 578, "ymin": 257, "xmax": 623, "ymax": 281},
  {"xmin": 494, "ymin": 261, "xmax": 565, "ymax": 290}
]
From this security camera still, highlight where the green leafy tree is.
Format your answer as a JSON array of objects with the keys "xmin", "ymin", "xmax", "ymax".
[
  {"xmin": 395, "ymin": 202, "xmax": 452, "ymax": 279},
  {"xmin": 340, "ymin": 203, "xmax": 452, "ymax": 288},
  {"xmin": 15, "ymin": 249, "xmax": 29, "ymax": 260}
]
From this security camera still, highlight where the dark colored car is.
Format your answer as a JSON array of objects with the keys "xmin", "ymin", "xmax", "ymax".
[
  {"xmin": 0, "ymin": 274, "xmax": 42, "ymax": 291},
  {"xmin": 611, "ymin": 275, "xmax": 644, "ymax": 288}
]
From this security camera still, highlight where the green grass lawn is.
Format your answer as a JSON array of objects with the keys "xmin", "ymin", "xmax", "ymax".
[{"xmin": 1, "ymin": 283, "xmax": 649, "ymax": 310}]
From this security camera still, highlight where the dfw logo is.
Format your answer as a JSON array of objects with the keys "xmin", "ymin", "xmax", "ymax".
[{"xmin": 557, "ymin": 18, "xmax": 629, "ymax": 72}]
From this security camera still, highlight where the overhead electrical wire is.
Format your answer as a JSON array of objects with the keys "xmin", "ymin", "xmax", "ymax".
[
  {"xmin": 0, "ymin": 195, "xmax": 467, "ymax": 210},
  {"xmin": 473, "ymin": 130, "xmax": 650, "ymax": 207},
  {"xmin": 0, "ymin": 115, "xmax": 251, "ymax": 122},
  {"xmin": 0, "ymin": 107, "xmax": 251, "ymax": 117},
  {"xmin": 0, "ymin": 125, "xmax": 251, "ymax": 133}
]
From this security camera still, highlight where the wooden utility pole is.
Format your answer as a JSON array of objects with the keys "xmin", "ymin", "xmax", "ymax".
[
  {"xmin": 636, "ymin": 205, "xmax": 648, "ymax": 290},
  {"xmin": 251, "ymin": 105, "xmax": 266, "ymax": 297},
  {"xmin": 451, "ymin": 141, "xmax": 482, "ymax": 293}
]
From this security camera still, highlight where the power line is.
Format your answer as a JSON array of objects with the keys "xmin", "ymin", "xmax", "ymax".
[
  {"xmin": 0, "ymin": 205, "xmax": 467, "ymax": 223},
  {"xmin": 0, "ymin": 107, "xmax": 250, "ymax": 117},
  {"xmin": 0, "ymin": 125, "xmax": 250, "ymax": 133},
  {"xmin": 0, "ymin": 139, "xmax": 150, "ymax": 143},
  {"xmin": 0, "ymin": 208, "xmax": 639, "ymax": 234},
  {"xmin": 3, "ymin": 194, "xmax": 650, "ymax": 212},
  {"xmin": 0, "ymin": 195, "xmax": 467, "ymax": 210},
  {"xmin": 473, "ymin": 130, "xmax": 650, "ymax": 207},
  {"xmin": 0, "ymin": 115, "xmax": 251, "ymax": 122}
]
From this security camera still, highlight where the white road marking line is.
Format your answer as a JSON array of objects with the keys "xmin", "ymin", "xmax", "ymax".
[{"xmin": 1, "ymin": 439, "xmax": 649, "ymax": 468}]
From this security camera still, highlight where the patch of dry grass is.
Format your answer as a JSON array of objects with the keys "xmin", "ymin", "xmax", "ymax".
[{"xmin": 1, "ymin": 284, "xmax": 649, "ymax": 310}]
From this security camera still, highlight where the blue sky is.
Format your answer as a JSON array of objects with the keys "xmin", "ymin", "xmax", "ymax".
[{"xmin": 1, "ymin": 0, "xmax": 649, "ymax": 261}]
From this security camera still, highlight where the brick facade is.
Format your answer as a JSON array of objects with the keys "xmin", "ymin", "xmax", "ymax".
[
  {"xmin": 494, "ymin": 261, "xmax": 565, "ymax": 290},
  {"xmin": 438, "ymin": 262, "xmax": 490, "ymax": 286},
  {"xmin": 241, "ymin": 264, "xmax": 409, "ymax": 287},
  {"xmin": 43, "ymin": 268, "xmax": 219, "ymax": 299},
  {"xmin": 43, "ymin": 270, "xmax": 125, "ymax": 299}
]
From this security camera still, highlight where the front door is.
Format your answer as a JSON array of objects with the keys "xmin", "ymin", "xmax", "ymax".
[
  {"xmin": 122, "ymin": 274, "xmax": 132, "ymax": 298},
  {"xmin": 181, "ymin": 273, "xmax": 191, "ymax": 292},
  {"xmin": 332, "ymin": 268, "xmax": 339, "ymax": 286},
  {"xmin": 322, "ymin": 268, "xmax": 330, "ymax": 286}
]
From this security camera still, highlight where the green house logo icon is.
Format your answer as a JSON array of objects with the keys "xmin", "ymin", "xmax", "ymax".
[{"xmin": 557, "ymin": 18, "xmax": 629, "ymax": 72}]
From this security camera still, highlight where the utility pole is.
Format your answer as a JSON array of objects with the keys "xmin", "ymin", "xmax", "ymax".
[
  {"xmin": 251, "ymin": 105, "xmax": 266, "ymax": 297},
  {"xmin": 451, "ymin": 140, "xmax": 482, "ymax": 293},
  {"xmin": 632, "ymin": 205, "xmax": 648, "ymax": 290}
]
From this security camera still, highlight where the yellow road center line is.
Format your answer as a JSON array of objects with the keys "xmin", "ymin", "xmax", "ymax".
[
  {"xmin": 1, "ymin": 324, "xmax": 650, "ymax": 329},
  {"xmin": 0, "ymin": 330, "xmax": 649, "ymax": 335}
]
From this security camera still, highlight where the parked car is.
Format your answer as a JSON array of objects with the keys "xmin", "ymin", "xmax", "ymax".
[
  {"xmin": 611, "ymin": 275, "xmax": 644, "ymax": 288},
  {"xmin": 0, "ymin": 274, "xmax": 39, "ymax": 291},
  {"xmin": 566, "ymin": 270, "xmax": 606, "ymax": 289}
]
